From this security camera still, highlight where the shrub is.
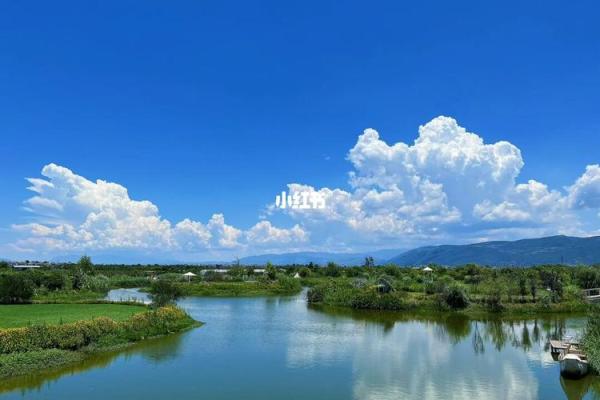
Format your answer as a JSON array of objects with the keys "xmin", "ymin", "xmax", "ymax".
[
  {"xmin": 276, "ymin": 276, "xmax": 302, "ymax": 293},
  {"xmin": 0, "ymin": 274, "xmax": 34, "ymax": 304},
  {"xmin": 577, "ymin": 268, "xmax": 600, "ymax": 290},
  {"xmin": 265, "ymin": 264, "xmax": 277, "ymax": 280},
  {"xmin": 583, "ymin": 307, "xmax": 600, "ymax": 371},
  {"xmin": 45, "ymin": 272, "xmax": 69, "ymax": 291},
  {"xmin": 307, "ymin": 285, "xmax": 326, "ymax": 303},
  {"xmin": 150, "ymin": 280, "xmax": 183, "ymax": 307},
  {"xmin": 298, "ymin": 267, "xmax": 311, "ymax": 278},
  {"xmin": 441, "ymin": 284, "xmax": 470, "ymax": 310},
  {"xmin": 78, "ymin": 256, "xmax": 94, "ymax": 273},
  {"xmin": 424, "ymin": 279, "xmax": 448, "ymax": 295},
  {"xmin": 350, "ymin": 290, "xmax": 408, "ymax": 311},
  {"xmin": 0, "ymin": 306, "xmax": 192, "ymax": 354},
  {"xmin": 83, "ymin": 274, "xmax": 110, "ymax": 293},
  {"xmin": 323, "ymin": 262, "xmax": 342, "ymax": 277},
  {"xmin": 481, "ymin": 282, "xmax": 504, "ymax": 312}
]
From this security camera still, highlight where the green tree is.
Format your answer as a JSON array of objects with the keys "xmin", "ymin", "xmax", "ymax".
[
  {"xmin": 324, "ymin": 262, "xmax": 341, "ymax": 277},
  {"xmin": 150, "ymin": 280, "xmax": 183, "ymax": 308},
  {"xmin": 0, "ymin": 261, "xmax": 10, "ymax": 270},
  {"xmin": 529, "ymin": 277, "xmax": 538, "ymax": 303},
  {"xmin": 441, "ymin": 284, "xmax": 469, "ymax": 310},
  {"xmin": 265, "ymin": 263, "xmax": 277, "ymax": 280},
  {"xmin": 78, "ymin": 255, "xmax": 93, "ymax": 273},
  {"xmin": 363, "ymin": 256, "xmax": 375, "ymax": 268},
  {"xmin": 0, "ymin": 274, "xmax": 34, "ymax": 304},
  {"xmin": 518, "ymin": 274, "xmax": 528, "ymax": 303},
  {"xmin": 298, "ymin": 267, "xmax": 311, "ymax": 278}
]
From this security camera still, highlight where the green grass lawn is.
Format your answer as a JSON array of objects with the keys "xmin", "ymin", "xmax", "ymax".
[{"xmin": 0, "ymin": 304, "xmax": 146, "ymax": 329}]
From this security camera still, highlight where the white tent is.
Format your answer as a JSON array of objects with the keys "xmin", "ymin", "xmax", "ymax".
[
  {"xmin": 183, "ymin": 272, "xmax": 197, "ymax": 282},
  {"xmin": 422, "ymin": 266, "xmax": 433, "ymax": 272},
  {"xmin": 293, "ymin": 272, "xmax": 301, "ymax": 279}
]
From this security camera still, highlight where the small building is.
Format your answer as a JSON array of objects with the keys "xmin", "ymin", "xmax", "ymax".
[
  {"xmin": 199, "ymin": 269, "xmax": 229, "ymax": 275},
  {"xmin": 13, "ymin": 264, "xmax": 42, "ymax": 270}
]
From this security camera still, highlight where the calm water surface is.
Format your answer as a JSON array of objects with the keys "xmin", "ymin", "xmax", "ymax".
[{"xmin": 0, "ymin": 289, "xmax": 597, "ymax": 400}]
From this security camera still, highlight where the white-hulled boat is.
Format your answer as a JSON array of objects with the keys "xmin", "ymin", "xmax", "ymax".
[{"xmin": 559, "ymin": 345, "xmax": 589, "ymax": 378}]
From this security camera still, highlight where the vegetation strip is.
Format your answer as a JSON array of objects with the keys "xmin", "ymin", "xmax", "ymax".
[{"xmin": 0, "ymin": 306, "xmax": 199, "ymax": 379}]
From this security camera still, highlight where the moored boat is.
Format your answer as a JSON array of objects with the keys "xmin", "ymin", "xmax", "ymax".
[{"xmin": 559, "ymin": 345, "xmax": 590, "ymax": 378}]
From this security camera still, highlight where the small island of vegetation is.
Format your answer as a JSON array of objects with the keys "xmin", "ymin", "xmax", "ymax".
[{"xmin": 0, "ymin": 257, "xmax": 199, "ymax": 379}]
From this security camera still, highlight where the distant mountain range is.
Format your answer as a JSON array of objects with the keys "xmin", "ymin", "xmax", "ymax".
[
  {"xmin": 14, "ymin": 235, "xmax": 600, "ymax": 267},
  {"xmin": 388, "ymin": 235, "xmax": 600, "ymax": 266},
  {"xmin": 238, "ymin": 249, "xmax": 405, "ymax": 266}
]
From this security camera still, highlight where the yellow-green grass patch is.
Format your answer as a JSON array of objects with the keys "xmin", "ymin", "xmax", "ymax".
[{"xmin": 0, "ymin": 304, "xmax": 146, "ymax": 329}]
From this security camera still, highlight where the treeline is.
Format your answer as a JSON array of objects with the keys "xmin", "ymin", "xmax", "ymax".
[{"xmin": 303, "ymin": 263, "xmax": 600, "ymax": 313}]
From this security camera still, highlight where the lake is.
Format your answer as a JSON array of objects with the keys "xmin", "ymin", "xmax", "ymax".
[{"xmin": 0, "ymin": 289, "xmax": 597, "ymax": 400}]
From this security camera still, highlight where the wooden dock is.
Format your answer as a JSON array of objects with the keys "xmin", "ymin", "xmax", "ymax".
[
  {"xmin": 582, "ymin": 288, "xmax": 600, "ymax": 303},
  {"xmin": 550, "ymin": 340, "xmax": 570, "ymax": 354}
]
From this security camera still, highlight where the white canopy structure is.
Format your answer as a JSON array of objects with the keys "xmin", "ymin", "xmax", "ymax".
[
  {"xmin": 183, "ymin": 272, "xmax": 197, "ymax": 282},
  {"xmin": 422, "ymin": 266, "xmax": 433, "ymax": 272}
]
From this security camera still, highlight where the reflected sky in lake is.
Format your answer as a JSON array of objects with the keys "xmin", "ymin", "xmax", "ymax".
[{"xmin": 0, "ymin": 290, "xmax": 597, "ymax": 400}]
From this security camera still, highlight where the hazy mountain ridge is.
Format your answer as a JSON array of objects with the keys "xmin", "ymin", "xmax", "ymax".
[
  {"xmin": 388, "ymin": 235, "xmax": 600, "ymax": 266},
  {"xmin": 238, "ymin": 249, "xmax": 404, "ymax": 266}
]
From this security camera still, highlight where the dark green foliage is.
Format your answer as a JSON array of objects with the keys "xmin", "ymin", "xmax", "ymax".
[
  {"xmin": 350, "ymin": 290, "xmax": 408, "ymax": 311},
  {"xmin": 45, "ymin": 272, "xmax": 69, "ymax": 291},
  {"xmin": 307, "ymin": 280, "xmax": 409, "ymax": 311},
  {"xmin": 276, "ymin": 276, "xmax": 302, "ymax": 293},
  {"xmin": 149, "ymin": 280, "xmax": 183, "ymax": 307},
  {"xmin": 298, "ymin": 267, "xmax": 311, "ymax": 278},
  {"xmin": 424, "ymin": 279, "xmax": 448, "ymax": 295},
  {"xmin": 518, "ymin": 275, "xmax": 528, "ymax": 302},
  {"xmin": 383, "ymin": 265, "xmax": 401, "ymax": 278},
  {"xmin": 202, "ymin": 271, "xmax": 224, "ymax": 282},
  {"xmin": 0, "ymin": 306, "xmax": 195, "ymax": 355},
  {"xmin": 0, "ymin": 261, "xmax": 10, "ymax": 270},
  {"xmin": 539, "ymin": 269, "xmax": 564, "ymax": 300},
  {"xmin": 265, "ymin": 263, "xmax": 277, "ymax": 280},
  {"xmin": 441, "ymin": 284, "xmax": 469, "ymax": 310},
  {"xmin": 482, "ymin": 284, "xmax": 504, "ymax": 312},
  {"xmin": 307, "ymin": 285, "xmax": 325, "ymax": 303},
  {"xmin": 72, "ymin": 268, "xmax": 87, "ymax": 290},
  {"xmin": 323, "ymin": 262, "xmax": 342, "ymax": 277},
  {"xmin": 583, "ymin": 307, "xmax": 600, "ymax": 371},
  {"xmin": 228, "ymin": 266, "xmax": 246, "ymax": 280},
  {"xmin": 576, "ymin": 268, "xmax": 600, "ymax": 289},
  {"xmin": 376, "ymin": 275, "xmax": 395, "ymax": 294},
  {"xmin": 363, "ymin": 256, "xmax": 375, "ymax": 268},
  {"xmin": 0, "ymin": 274, "xmax": 34, "ymax": 304},
  {"xmin": 78, "ymin": 256, "xmax": 93, "ymax": 273}
]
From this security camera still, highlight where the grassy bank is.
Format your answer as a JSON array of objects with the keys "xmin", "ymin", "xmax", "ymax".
[
  {"xmin": 583, "ymin": 307, "xmax": 600, "ymax": 372},
  {"xmin": 179, "ymin": 279, "xmax": 301, "ymax": 297},
  {"xmin": 0, "ymin": 305, "xmax": 199, "ymax": 379},
  {"xmin": 306, "ymin": 278, "xmax": 590, "ymax": 316},
  {"xmin": 0, "ymin": 304, "xmax": 145, "ymax": 328}
]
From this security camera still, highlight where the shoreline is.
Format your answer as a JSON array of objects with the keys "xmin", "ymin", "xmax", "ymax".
[{"xmin": 0, "ymin": 306, "xmax": 201, "ymax": 380}]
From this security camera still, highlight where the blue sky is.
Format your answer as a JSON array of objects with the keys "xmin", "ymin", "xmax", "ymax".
[{"xmin": 2, "ymin": 1, "xmax": 600, "ymax": 262}]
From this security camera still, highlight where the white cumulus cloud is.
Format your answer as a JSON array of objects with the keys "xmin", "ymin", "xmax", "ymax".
[
  {"xmin": 10, "ymin": 116, "xmax": 600, "ymax": 259},
  {"xmin": 12, "ymin": 163, "xmax": 306, "ymax": 259}
]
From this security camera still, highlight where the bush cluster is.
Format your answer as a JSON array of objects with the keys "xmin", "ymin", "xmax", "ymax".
[
  {"xmin": 0, "ymin": 306, "xmax": 192, "ymax": 354},
  {"xmin": 0, "ymin": 274, "xmax": 34, "ymax": 304}
]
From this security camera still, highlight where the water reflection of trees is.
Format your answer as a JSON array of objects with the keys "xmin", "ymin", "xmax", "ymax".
[
  {"xmin": 309, "ymin": 305, "xmax": 598, "ymax": 399},
  {"xmin": 307, "ymin": 304, "xmax": 579, "ymax": 354}
]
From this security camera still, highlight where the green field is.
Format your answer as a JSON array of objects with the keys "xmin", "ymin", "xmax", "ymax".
[{"xmin": 0, "ymin": 304, "xmax": 146, "ymax": 328}]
